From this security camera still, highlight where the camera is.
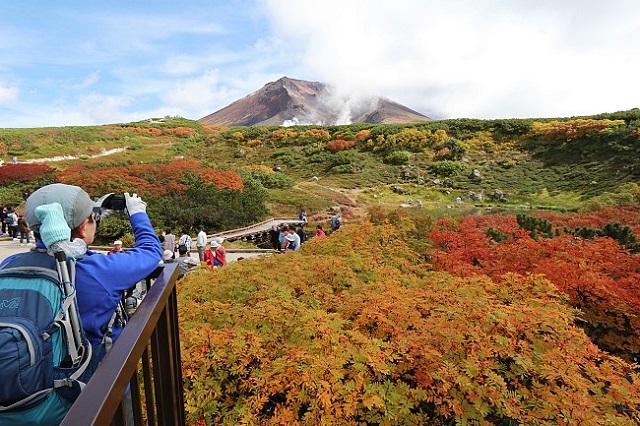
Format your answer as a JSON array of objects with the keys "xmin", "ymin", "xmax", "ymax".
[{"xmin": 98, "ymin": 193, "xmax": 127, "ymax": 211}]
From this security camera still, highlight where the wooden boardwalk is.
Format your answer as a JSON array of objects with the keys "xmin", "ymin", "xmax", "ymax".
[{"xmin": 209, "ymin": 217, "xmax": 304, "ymax": 243}]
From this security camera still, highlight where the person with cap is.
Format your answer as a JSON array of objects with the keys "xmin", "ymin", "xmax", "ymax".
[
  {"xmin": 205, "ymin": 239, "xmax": 226, "ymax": 267},
  {"xmin": 176, "ymin": 244, "xmax": 197, "ymax": 278},
  {"xmin": 108, "ymin": 240, "xmax": 125, "ymax": 255},
  {"xmin": 162, "ymin": 249, "xmax": 175, "ymax": 263},
  {"xmin": 212, "ymin": 236, "xmax": 226, "ymax": 264},
  {"xmin": 285, "ymin": 228, "xmax": 301, "ymax": 251},
  {"xmin": 0, "ymin": 183, "xmax": 162, "ymax": 356}
]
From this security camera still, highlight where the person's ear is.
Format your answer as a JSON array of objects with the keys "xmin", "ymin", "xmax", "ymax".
[{"xmin": 75, "ymin": 218, "xmax": 90, "ymax": 239}]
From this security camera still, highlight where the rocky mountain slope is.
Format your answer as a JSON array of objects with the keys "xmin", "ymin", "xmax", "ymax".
[{"xmin": 199, "ymin": 76, "xmax": 431, "ymax": 126}]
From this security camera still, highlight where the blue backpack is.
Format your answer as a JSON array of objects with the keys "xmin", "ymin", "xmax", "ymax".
[{"xmin": 0, "ymin": 251, "xmax": 95, "ymax": 425}]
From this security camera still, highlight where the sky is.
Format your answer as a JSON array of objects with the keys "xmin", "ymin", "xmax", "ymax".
[{"xmin": 1, "ymin": 0, "xmax": 639, "ymax": 128}]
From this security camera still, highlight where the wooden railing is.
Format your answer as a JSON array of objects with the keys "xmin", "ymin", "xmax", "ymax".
[{"xmin": 60, "ymin": 263, "xmax": 184, "ymax": 426}]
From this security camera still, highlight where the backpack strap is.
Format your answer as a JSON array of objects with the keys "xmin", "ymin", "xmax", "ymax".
[
  {"xmin": 0, "ymin": 389, "xmax": 55, "ymax": 411},
  {"xmin": 53, "ymin": 252, "xmax": 88, "ymax": 367}
]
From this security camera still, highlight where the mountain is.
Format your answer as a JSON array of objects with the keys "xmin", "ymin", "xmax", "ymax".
[{"xmin": 198, "ymin": 77, "xmax": 431, "ymax": 126}]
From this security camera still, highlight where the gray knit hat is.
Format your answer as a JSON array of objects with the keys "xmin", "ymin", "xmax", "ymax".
[{"xmin": 25, "ymin": 183, "xmax": 96, "ymax": 232}]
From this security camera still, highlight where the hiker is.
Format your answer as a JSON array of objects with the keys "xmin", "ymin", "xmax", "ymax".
[
  {"xmin": 163, "ymin": 228, "xmax": 176, "ymax": 253},
  {"xmin": 108, "ymin": 240, "xmax": 125, "ymax": 254},
  {"xmin": 196, "ymin": 226, "xmax": 207, "ymax": 262},
  {"xmin": 269, "ymin": 225, "xmax": 280, "ymax": 251},
  {"xmin": 299, "ymin": 208, "xmax": 308, "ymax": 223},
  {"xmin": 205, "ymin": 239, "xmax": 226, "ymax": 267},
  {"xmin": 331, "ymin": 214, "xmax": 342, "ymax": 232},
  {"xmin": 178, "ymin": 229, "xmax": 192, "ymax": 252},
  {"xmin": 176, "ymin": 244, "xmax": 197, "ymax": 278},
  {"xmin": 0, "ymin": 184, "xmax": 162, "ymax": 424},
  {"xmin": 17, "ymin": 213, "xmax": 31, "ymax": 245},
  {"xmin": 285, "ymin": 228, "xmax": 301, "ymax": 251},
  {"xmin": 5, "ymin": 207, "xmax": 19, "ymax": 239},
  {"xmin": 296, "ymin": 224, "xmax": 307, "ymax": 244},
  {"xmin": 314, "ymin": 224, "xmax": 326, "ymax": 237}
]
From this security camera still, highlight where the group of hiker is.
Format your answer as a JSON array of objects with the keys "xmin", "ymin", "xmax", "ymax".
[{"xmin": 1, "ymin": 205, "xmax": 33, "ymax": 244}]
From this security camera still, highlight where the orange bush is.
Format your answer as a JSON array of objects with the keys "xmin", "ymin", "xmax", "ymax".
[
  {"xmin": 54, "ymin": 159, "xmax": 243, "ymax": 197},
  {"xmin": 427, "ymin": 207, "xmax": 640, "ymax": 360},
  {"xmin": 326, "ymin": 139, "xmax": 355, "ymax": 153},
  {"xmin": 179, "ymin": 223, "xmax": 640, "ymax": 425}
]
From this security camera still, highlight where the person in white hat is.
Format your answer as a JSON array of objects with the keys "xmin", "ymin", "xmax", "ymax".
[
  {"xmin": 108, "ymin": 240, "xmax": 125, "ymax": 255},
  {"xmin": 204, "ymin": 238, "xmax": 226, "ymax": 267}
]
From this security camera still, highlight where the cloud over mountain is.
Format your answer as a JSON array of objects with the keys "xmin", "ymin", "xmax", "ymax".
[{"xmin": 199, "ymin": 76, "xmax": 430, "ymax": 126}]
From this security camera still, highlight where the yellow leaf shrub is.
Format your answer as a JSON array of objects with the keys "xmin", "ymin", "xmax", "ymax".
[{"xmin": 179, "ymin": 223, "xmax": 640, "ymax": 425}]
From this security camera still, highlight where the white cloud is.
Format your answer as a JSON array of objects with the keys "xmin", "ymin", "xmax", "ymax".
[
  {"xmin": 0, "ymin": 82, "xmax": 18, "ymax": 103},
  {"xmin": 74, "ymin": 72, "xmax": 101, "ymax": 90},
  {"xmin": 75, "ymin": 93, "xmax": 132, "ymax": 124},
  {"xmin": 262, "ymin": 0, "xmax": 640, "ymax": 118},
  {"xmin": 161, "ymin": 70, "xmax": 232, "ymax": 118}
]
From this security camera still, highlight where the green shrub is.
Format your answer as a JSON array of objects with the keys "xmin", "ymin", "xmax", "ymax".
[
  {"xmin": 383, "ymin": 150, "xmax": 411, "ymax": 165},
  {"xmin": 430, "ymin": 160, "xmax": 465, "ymax": 177}
]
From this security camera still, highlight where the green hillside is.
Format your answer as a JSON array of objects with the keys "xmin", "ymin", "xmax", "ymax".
[{"xmin": 1, "ymin": 109, "xmax": 639, "ymax": 219}]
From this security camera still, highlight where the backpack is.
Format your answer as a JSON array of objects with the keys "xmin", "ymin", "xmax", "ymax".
[
  {"xmin": 0, "ymin": 250, "xmax": 95, "ymax": 425},
  {"xmin": 3, "ymin": 214, "xmax": 15, "ymax": 225}
]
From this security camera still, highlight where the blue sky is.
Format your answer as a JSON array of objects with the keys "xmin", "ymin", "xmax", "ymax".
[{"xmin": 1, "ymin": 0, "xmax": 639, "ymax": 128}]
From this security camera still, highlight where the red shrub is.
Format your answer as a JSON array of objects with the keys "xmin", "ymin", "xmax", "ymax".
[
  {"xmin": 326, "ymin": 139, "xmax": 355, "ymax": 153},
  {"xmin": 0, "ymin": 163, "xmax": 53, "ymax": 184}
]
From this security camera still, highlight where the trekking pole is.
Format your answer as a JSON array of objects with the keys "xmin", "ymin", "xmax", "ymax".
[{"xmin": 54, "ymin": 251, "xmax": 84, "ymax": 366}]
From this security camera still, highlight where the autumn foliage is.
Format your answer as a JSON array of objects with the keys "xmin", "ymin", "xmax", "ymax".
[
  {"xmin": 326, "ymin": 139, "xmax": 355, "ymax": 153},
  {"xmin": 427, "ymin": 205, "xmax": 640, "ymax": 361},
  {"xmin": 179, "ymin": 220, "xmax": 640, "ymax": 425},
  {"xmin": 54, "ymin": 159, "xmax": 243, "ymax": 198},
  {"xmin": 0, "ymin": 163, "xmax": 53, "ymax": 184},
  {"xmin": 530, "ymin": 119, "xmax": 625, "ymax": 141}
]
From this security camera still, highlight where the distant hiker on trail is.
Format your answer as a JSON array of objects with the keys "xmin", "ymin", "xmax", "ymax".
[
  {"xmin": 213, "ymin": 239, "xmax": 227, "ymax": 266},
  {"xmin": 196, "ymin": 225, "xmax": 207, "ymax": 262},
  {"xmin": 176, "ymin": 244, "xmax": 197, "ymax": 278},
  {"xmin": 213, "ymin": 237, "xmax": 226, "ymax": 264},
  {"xmin": 5, "ymin": 207, "xmax": 19, "ymax": 239},
  {"xmin": 269, "ymin": 225, "xmax": 280, "ymax": 251},
  {"xmin": 314, "ymin": 224, "xmax": 326, "ymax": 237},
  {"xmin": 178, "ymin": 229, "xmax": 192, "ymax": 252},
  {"xmin": 163, "ymin": 228, "xmax": 176, "ymax": 253},
  {"xmin": 285, "ymin": 228, "xmax": 301, "ymax": 251},
  {"xmin": 278, "ymin": 226, "xmax": 287, "ymax": 251},
  {"xmin": 295, "ymin": 224, "xmax": 307, "ymax": 245},
  {"xmin": 108, "ymin": 240, "xmax": 125, "ymax": 255},
  {"xmin": 299, "ymin": 208, "xmax": 308, "ymax": 223},
  {"xmin": 0, "ymin": 206, "xmax": 7, "ymax": 235},
  {"xmin": 17, "ymin": 213, "xmax": 31, "ymax": 245},
  {"xmin": 203, "ymin": 242, "xmax": 214, "ymax": 266},
  {"xmin": 331, "ymin": 215, "xmax": 342, "ymax": 232}
]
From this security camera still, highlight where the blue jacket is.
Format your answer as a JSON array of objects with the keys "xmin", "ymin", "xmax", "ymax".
[{"xmin": 0, "ymin": 212, "xmax": 162, "ymax": 346}]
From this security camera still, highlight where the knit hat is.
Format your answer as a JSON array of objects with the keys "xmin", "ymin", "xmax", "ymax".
[
  {"xmin": 34, "ymin": 203, "xmax": 71, "ymax": 248},
  {"xmin": 26, "ymin": 184, "xmax": 96, "ymax": 232}
]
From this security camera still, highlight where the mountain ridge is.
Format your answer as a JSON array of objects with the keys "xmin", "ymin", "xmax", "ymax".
[{"xmin": 199, "ymin": 76, "xmax": 431, "ymax": 126}]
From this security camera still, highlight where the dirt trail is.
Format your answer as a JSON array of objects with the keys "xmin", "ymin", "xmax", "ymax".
[{"xmin": 19, "ymin": 147, "xmax": 126, "ymax": 164}]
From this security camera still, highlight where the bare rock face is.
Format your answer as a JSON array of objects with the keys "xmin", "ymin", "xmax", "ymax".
[{"xmin": 199, "ymin": 76, "xmax": 431, "ymax": 126}]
